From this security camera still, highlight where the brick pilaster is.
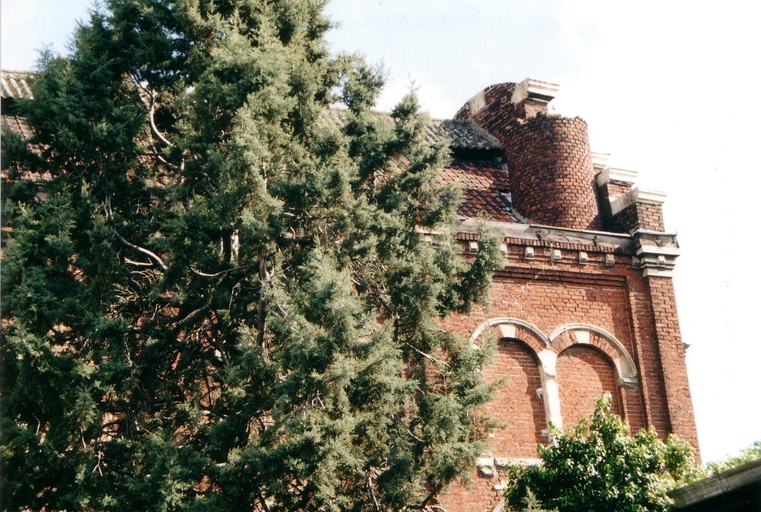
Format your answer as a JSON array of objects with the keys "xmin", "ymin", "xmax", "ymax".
[{"xmin": 645, "ymin": 276, "xmax": 700, "ymax": 459}]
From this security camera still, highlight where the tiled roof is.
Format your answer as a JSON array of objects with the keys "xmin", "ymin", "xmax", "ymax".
[
  {"xmin": 321, "ymin": 109, "xmax": 515, "ymax": 221},
  {"xmin": 431, "ymin": 119, "xmax": 502, "ymax": 152},
  {"xmin": 1, "ymin": 71, "xmax": 34, "ymax": 100},
  {"xmin": 440, "ymin": 159, "xmax": 517, "ymax": 222},
  {"xmin": 323, "ymin": 108, "xmax": 503, "ymax": 154},
  {"xmin": 1, "ymin": 71, "xmax": 35, "ymax": 143},
  {"xmin": 1, "ymin": 77, "xmax": 520, "ymax": 224},
  {"xmin": 1, "ymin": 113, "xmax": 33, "ymax": 139}
]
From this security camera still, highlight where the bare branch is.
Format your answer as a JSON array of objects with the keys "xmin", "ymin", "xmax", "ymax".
[
  {"xmin": 113, "ymin": 230, "xmax": 168, "ymax": 271},
  {"xmin": 403, "ymin": 342, "xmax": 450, "ymax": 368},
  {"xmin": 124, "ymin": 257, "xmax": 155, "ymax": 267},
  {"xmin": 420, "ymin": 488, "xmax": 442, "ymax": 510},
  {"xmin": 407, "ymin": 486, "xmax": 443, "ymax": 511},
  {"xmin": 105, "ymin": 195, "xmax": 168, "ymax": 271},
  {"xmin": 131, "ymin": 75, "xmax": 185, "ymax": 171},
  {"xmin": 148, "ymin": 89, "xmax": 174, "ymax": 148},
  {"xmin": 257, "ymin": 494, "xmax": 272, "ymax": 512},
  {"xmin": 406, "ymin": 426, "xmax": 426, "ymax": 445},
  {"xmin": 257, "ymin": 251, "xmax": 269, "ymax": 349},
  {"xmin": 178, "ymin": 308, "xmax": 204, "ymax": 326},
  {"xmin": 190, "ymin": 264, "xmax": 257, "ymax": 278},
  {"xmin": 367, "ymin": 474, "xmax": 382, "ymax": 512}
]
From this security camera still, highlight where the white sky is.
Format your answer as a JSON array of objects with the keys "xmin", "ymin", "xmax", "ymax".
[{"xmin": 3, "ymin": 0, "xmax": 760, "ymax": 464}]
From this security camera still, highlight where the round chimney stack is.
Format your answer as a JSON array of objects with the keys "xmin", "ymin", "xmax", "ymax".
[{"xmin": 455, "ymin": 79, "xmax": 600, "ymax": 230}]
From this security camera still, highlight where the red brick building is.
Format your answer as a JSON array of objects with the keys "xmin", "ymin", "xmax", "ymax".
[
  {"xmin": 1, "ymin": 72, "xmax": 697, "ymax": 511},
  {"xmin": 430, "ymin": 78, "xmax": 698, "ymax": 511}
]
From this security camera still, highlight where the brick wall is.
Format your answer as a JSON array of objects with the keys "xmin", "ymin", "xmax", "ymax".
[
  {"xmin": 502, "ymin": 115, "xmax": 599, "ymax": 230},
  {"xmin": 454, "ymin": 83, "xmax": 522, "ymax": 136},
  {"xmin": 483, "ymin": 340, "xmax": 547, "ymax": 457},
  {"xmin": 645, "ymin": 276, "xmax": 699, "ymax": 452},
  {"xmin": 454, "ymin": 83, "xmax": 600, "ymax": 230},
  {"xmin": 437, "ymin": 476, "xmax": 504, "ymax": 512},
  {"xmin": 437, "ymin": 237, "xmax": 696, "ymax": 511},
  {"xmin": 556, "ymin": 345, "xmax": 622, "ymax": 427},
  {"xmin": 445, "ymin": 79, "xmax": 692, "ymax": 510},
  {"xmin": 609, "ymin": 202, "xmax": 666, "ymax": 233}
]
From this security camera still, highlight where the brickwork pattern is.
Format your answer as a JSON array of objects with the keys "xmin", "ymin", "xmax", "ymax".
[
  {"xmin": 440, "ymin": 79, "xmax": 696, "ymax": 511},
  {"xmin": 610, "ymin": 202, "xmax": 666, "ymax": 233},
  {"xmin": 482, "ymin": 340, "xmax": 546, "ymax": 457},
  {"xmin": 437, "ymin": 240, "xmax": 697, "ymax": 512},
  {"xmin": 455, "ymin": 83, "xmax": 600, "ymax": 230},
  {"xmin": 556, "ymin": 345, "xmax": 622, "ymax": 427},
  {"xmin": 437, "ymin": 477, "xmax": 503, "ymax": 512},
  {"xmin": 603, "ymin": 182, "xmax": 633, "ymax": 201},
  {"xmin": 625, "ymin": 273, "xmax": 671, "ymax": 436},
  {"xmin": 454, "ymin": 83, "xmax": 522, "ymax": 135},
  {"xmin": 552, "ymin": 330, "xmax": 646, "ymax": 432},
  {"xmin": 635, "ymin": 203, "xmax": 666, "ymax": 232},
  {"xmin": 645, "ymin": 277, "xmax": 699, "ymax": 452},
  {"xmin": 502, "ymin": 115, "xmax": 600, "ymax": 230}
]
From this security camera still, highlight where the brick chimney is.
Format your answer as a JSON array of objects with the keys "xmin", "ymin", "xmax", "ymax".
[{"xmin": 455, "ymin": 79, "xmax": 599, "ymax": 230}]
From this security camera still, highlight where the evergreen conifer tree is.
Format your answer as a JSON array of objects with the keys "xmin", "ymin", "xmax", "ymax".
[{"xmin": 1, "ymin": 1, "xmax": 501, "ymax": 510}]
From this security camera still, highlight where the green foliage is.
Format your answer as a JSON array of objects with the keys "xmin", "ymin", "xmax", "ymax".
[
  {"xmin": 1, "ymin": 1, "xmax": 502, "ymax": 511},
  {"xmin": 706, "ymin": 440, "xmax": 761, "ymax": 475},
  {"xmin": 519, "ymin": 489, "xmax": 557, "ymax": 512},
  {"xmin": 505, "ymin": 394, "xmax": 699, "ymax": 512}
]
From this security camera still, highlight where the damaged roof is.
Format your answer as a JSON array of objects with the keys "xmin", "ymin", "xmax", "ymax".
[
  {"xmin": 1, "ymin": 74, "xmax": 518, "ymax": 223},
  {"xmin": 322, "ymin": 108, "xmax": 502, "ymax": 153},
  {"xmin": 429, "ymin": 119, "xmax": 502, "ymax": 153},
  {"xmin": 440, "ymin": 159, "xmax": 517, "ymax": 223}
]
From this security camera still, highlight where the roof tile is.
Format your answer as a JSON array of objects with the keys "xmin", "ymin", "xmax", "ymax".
[
  {"xmin": 1, "ymin": 71, "xmax": 34, "ymax": 100},
  {"xmin": 441, "ymin": 159, "xmax": 517, "ymax": 222},
  {"xmin": 1, "ymin": 76, "xmax": 521, "ymax": 223}
]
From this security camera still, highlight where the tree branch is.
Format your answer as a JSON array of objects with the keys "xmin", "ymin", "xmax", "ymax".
[
  {"xmin": 367, "ymin": 474, "xmax": 382, "ymax": 512},
  {"xmin": 105, "ymin": 196, "xmax": 168, "ymax": 271},
  {"xmin": 403, "ymin": 342, "xmax": 450, "ymax": 368},
  {"xmin": 191, "ymin": 264, "xmax": 257, "ymax": 278},
  {"xmin": 124, "ymin": 257, "xmax": 155, "ymax": 267},
  {"xmin": 113, "ymin": 230, "xmax": 168, "ymax": 271},
  {"xmin": 132, "ymin": 75, "xmax": 185, "ymax": 171},
  {"xmin": 407, "ymin": 486, "xmax": 443, "ymax": 511},
  {"xmin": 257, "ymin": 250, "xmax": 270, "ymax": 349},
  {"xmin": 147, "ymin": 89, "xmax": 173, "ymax": 148}
]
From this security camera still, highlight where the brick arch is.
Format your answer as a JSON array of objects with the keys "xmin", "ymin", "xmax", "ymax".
[
  {"xmin": 468, "ymin": 318, "xmax": 561, "ymax": 440},
  {"xmin": 469, "ymin": 317, "xmax": 563, "ymax": 427},
  {"xmin": 556, "ymin": 344, "xmax": 623, "ymax": 426},
  {"xmin": 548, "ymin": 324, "xmax": 637, "ymax": 385},
  {"xmin": 468, "ymin": 317, "xmax": 550, "ymax": 357}
]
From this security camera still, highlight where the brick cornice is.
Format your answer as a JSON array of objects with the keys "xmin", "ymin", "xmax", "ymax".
[
  {"xmin": 495, "ymin": 267, "xmax": 627, "ymax": 288},
  {"xmin": 456, "ymin": 218, "xmax": 634, "ymax": 253}
]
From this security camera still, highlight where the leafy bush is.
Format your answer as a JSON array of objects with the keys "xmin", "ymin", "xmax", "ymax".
[{"xmin": 505, "ymin": 393, "xmax": 699, "ymax": 512}]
